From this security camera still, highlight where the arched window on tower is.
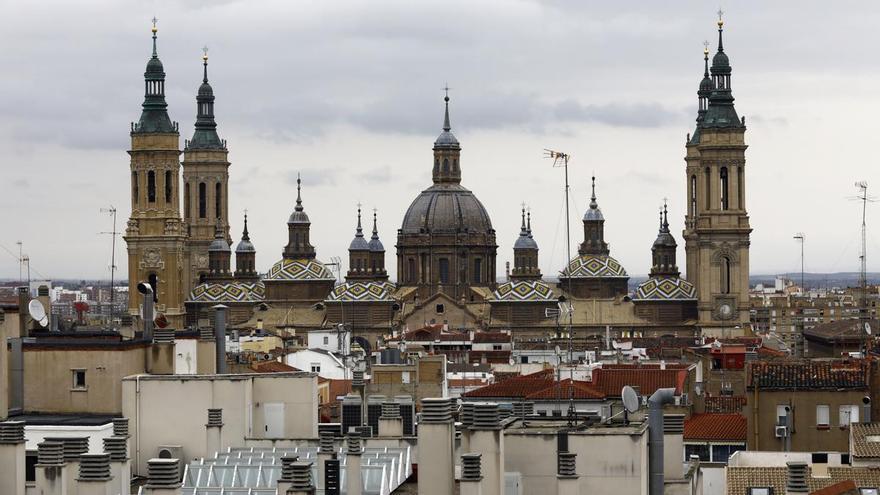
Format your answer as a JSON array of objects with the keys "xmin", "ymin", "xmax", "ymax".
[
  {"xmin": 690, "ymin": 175, "xmax": 697, "ymax": 216},
  {"xmin": 442, "ymin": 159, "xmax": 449, "ymax": 173},
  {"xmin": 215, "ymin": 182, "xmax": 222, "ymax": 218},
  {"xmin": 184, "ymin": 183, "xmax": 190, "ymax": 219},
  {"xmin": 165, "ymin": 171, "xmax": 172, "ymax": 203},
  {"xmin": 721, "ymin": 256, "xmax": 731, "ymax": 294},
  {"xmin": 704, "ymin": 167, "xmax": 711, "ymax": 210},
  {"xmin": 720, "ymin": 167, "xmax": 729, "ymax": 210},
  {"xmin": 408, "ymin": 258, "xmax": 416, "ymax": 284},
  {"xmin": 737, "ymin": 166, "xmax": 744, "ymax": 209},
  {"xmin": 132, "ymin": 172, "xmax": 139, "ymax": 206},
  {"xmin": 198, "ymin": 182, "xmax": 207, "ymax": 218},
  {"xmin": 147, "ymin": 171, "xmax": 156, "ymax": 203},
  {"xmin": 474, "ymin": 258, "xmax": 482, "ymax": 284}
]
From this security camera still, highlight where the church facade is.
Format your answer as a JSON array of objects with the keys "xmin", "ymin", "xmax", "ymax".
[{"xmin": 125, "ymin": 16, "xmax": 751, "ymax": 346}]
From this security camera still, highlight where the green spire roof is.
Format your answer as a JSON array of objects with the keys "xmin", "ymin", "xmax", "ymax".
[
  {"xmin": 187, "ymin": 47, "xmax": 225, "ymax": 150},
  {"xmin": 133, "ymin": 19, "xmax": 176, "ymax": 134},
  {"xmin": 702, "ymin": 16, "xmax": 743, "ymax": 129}
]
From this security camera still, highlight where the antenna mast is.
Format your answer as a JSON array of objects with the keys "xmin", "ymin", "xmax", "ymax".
[
  {"xmin": 100, "ymin": 206, "xmax": 119, "ymax": 322},
  {"xmin": 856, "ymin": 182, "xmax": 869, "ymax": 320}
]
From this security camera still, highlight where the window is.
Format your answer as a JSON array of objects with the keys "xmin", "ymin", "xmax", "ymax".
[
  {"xmin": 817, "ymin": 404, "xmax": 830, "ymax": 427},
  {"xmin": 737, "ymin": 167, "xmax": 744, "ymax": 208},
  {"xmin": 840, "ymin": 405, "xmax": 859, "ymax": 426},
  {"xmin": 748, "ymin": 489, "xmax": 773, "ymax": 495},
  {"xmin": 493, "ymin": 345, "xmax": 502, "ymax": 351},
  {"xmin": 215, "ymin": 182, "xmax": 222, "ymax": 218},
  {"xmin": 323, "ymin": 336, "xmax": 329, "ymax": 345},
  {"xmin": 442, "ymin": 158, "xmax": 449, "ymax": 173},
  {"xmin": 132, "ymin": 172, "xmax": 139, "ymax": 205},
  {"xmin": 310, "ymin": 363, "xmax": 321, "ymax": 373},
  {"xmin": 474, "ymin": 258, "xmax": 482, "ymax": 283},
  {"xmin": 147, "ymin": 170, "xmax": 156, "ymax": 202},
  {"xmin": 436, "ymin": 304, "xmax": 445, "ymax": 314},
  {"xmin": 721, "ymin": 257, "xmax": 731, "ymax": 294},
  {"xmin": 720, "ymin": 167, "xmax": 729, "ymax": 210},
  {"xmin": 408, "ymin": 258, "xmax": 416, "ymax": 284},
  {"xmin": 684, "ymin": 444, "xmax": 709, "ymax": 462},
  {"xmin": 521, "ymin": 356, "xmax": 529, "ymax": 364},
  {"xmin": 860, "ymin": 489, "xmax": 879, "ymax": 495},
  {"xmin": 72, "ymin": 369, "xmax": 87, "ymax": 390},
  {"xmin": 690, "ymin": 175, "xmax": 697, "ymax": 216},
  {"xmin": 712, "ymin": 444, "xmax": 744, "ymax": 464},
  {"xmin": 184, "ymin": 183, "xmax": 190, "ymax": 218},
  {"xmin": 198, "ymin": 182, "xmax": 207, "ymax": 218},
  {"xmin": 165, "ymin": 170, "xmax": 172, "ymax": 203},
  {"xmin": 439, "ymin": 258, "xmax": 450, "ymax": 284},
  {"xmin": 704, "ymin": 167, "xmax": 711, "ymax": 210}
]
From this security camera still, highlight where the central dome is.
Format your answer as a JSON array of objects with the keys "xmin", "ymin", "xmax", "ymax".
[{"xmin": 400, "ymin": 183, "xmax": 493, "ymax": 234}]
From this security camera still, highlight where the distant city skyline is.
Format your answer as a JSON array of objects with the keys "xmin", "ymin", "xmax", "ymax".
[{"xmin": 4, "ymin": 1, "xmax": 880, "ymax": 280}]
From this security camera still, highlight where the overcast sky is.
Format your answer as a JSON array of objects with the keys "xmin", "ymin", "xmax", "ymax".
[{"xmin": 2, "ymin": 0, "xmax": 879, "ymax": 282}]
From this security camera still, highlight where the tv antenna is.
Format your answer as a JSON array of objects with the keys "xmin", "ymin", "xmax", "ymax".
[
  {"xmin": 850, "ymin": 182, "xmax": 876, "ymax": 319},
  {"xmin": 793, "ymin": 233, "xmax": 805, "ymax": 292},
  {"xmin": 100, "ymin": 206, "xmax": 120, "ymax": 321}
]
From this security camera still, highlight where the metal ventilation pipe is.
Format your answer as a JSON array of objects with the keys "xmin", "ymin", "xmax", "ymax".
[
  {"xmin": 213, "ymin": 305, "xmax": 228, "ymax": 374},
  {"xmin": 648, "ymin": 388, "xmax": 676, "ymax": 495},
  {"xmin": 138, "ymin": 283, "xmax": 154, "ymax": 341}
]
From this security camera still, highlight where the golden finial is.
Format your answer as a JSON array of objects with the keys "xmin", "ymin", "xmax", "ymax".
[
  {"xmin": 202, "ymin": 45, "xmax": 209, "ymax": 62},
  {"xmin": 151, "ymin": 16, "xmax": 158, "ymax": 34},
  {"xmin": 703, "ymin": 40, "xmax": 710, "ymax": 55},
  {"xmin": 717, "ymin": 9, "xmax": 724, "ymax": 28}
]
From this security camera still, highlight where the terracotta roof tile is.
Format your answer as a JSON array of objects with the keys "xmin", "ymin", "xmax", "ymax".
[
  {"xmin": 705, "ymin": 395, "xmax": 747, "ymax": 413},
  {"xmin": 462, "ymin": 369, "xmax": 555, "ymax": 399},
  {"xmin": 810, "ymin": 480, "xmax": 858, "ymax": 495},
  {"xmin": 591, "ymin": 368, "xmax": 687, "ymax": 397},
  {"xmin": 850, "ymin": 423, "xmax": 880, "ymax": 458},
  {"xmin": 726, "ymin": 466, "xmax": 880, "ymax": 495},
  {"xmin": 472, "ymin": 332, "xmax": 511, "ymax": 344},
  {"xmin": 748, "ymin": 360, "xmax": 869, "ymax": 390},
  {"xmin": 249, "ymin": 361, "xmax": 300, "ymax": 373},
  {"xmin": 683, "ymin": 413, "xmax": 746, "ymax": 442},
  {"xmin": 526, "ymin": 379, "xmax": 605, "ymax": 400}
]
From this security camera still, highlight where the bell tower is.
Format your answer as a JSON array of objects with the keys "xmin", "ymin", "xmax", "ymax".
[
  {"xmin": 683, "ymin": 15, "xmax": 752, "ymax": 333},
  {"xmin": 124, "ymin": 19, "xmax": 187, "ymax": 328},
  {"xmin": 182, "ymin": 47, "xmax": 230, "ymax": 288}
]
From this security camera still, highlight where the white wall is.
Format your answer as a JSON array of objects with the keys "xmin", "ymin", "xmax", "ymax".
[
  {"xmin": 285, "ymin": 350, "xmax": 347, "ymax": 379},
  {"xmin": 25, "ymin": 423, "xmax": 114, "ymax": 454},
  {"xmin": 174, "ymin": 338, "xmax": 198, "ymax": 374}
]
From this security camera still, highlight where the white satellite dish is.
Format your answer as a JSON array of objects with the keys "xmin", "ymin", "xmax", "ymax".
[
  {"xmin": 866, "ymin": 322, "xmax": 872, "ymax": 336},
  {"xmin": 28, "ymin": 299, "xmax": 48, "ymax": 328},
  {"xmin": 622, "ymin": 385, "xmax": 640, "ymax": 414}
]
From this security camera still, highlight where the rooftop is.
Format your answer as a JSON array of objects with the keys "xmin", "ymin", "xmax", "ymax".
[
  {"xmin": 683, "ymin": 413, "xmax": 747, "ymax": 442},
  {"xmin": 850, "ymin": 423, "xmax": 880, "ymax": 458},
  {"xmin": 748, "ymin": 360, "xmax": 869, "ymax": 390}
]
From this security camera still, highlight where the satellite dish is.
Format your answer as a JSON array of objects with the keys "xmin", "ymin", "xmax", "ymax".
[
  {"xmin": 622, "ymin": 385, "xmax": 640, "ymax": 414},
  {"xmin": 865, "ymin": 322, "xmax": 872, "ymax": 336},
  {"xmin": 136, "ymin": 282, "xmax": 153, "ymax": 295},
  {"xmin": 28, "ymin": 300, "xmax": 48, "ymax": 328}
]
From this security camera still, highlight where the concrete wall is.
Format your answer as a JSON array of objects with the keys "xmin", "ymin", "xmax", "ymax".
[
  {"xmin": 174, "ymin": 338, "xmax": 198, "ymax": 374},
  {"xmin": 504, "ymin": 425, "xmax": 649, "ymax": 495},
  {"xmin": 122, "ymin": 372, "xmax": 319, "ymax": 475},
  {"xmin": 24, "ymin": 345, "xmax": 147, "ymax": 414},
  {"xmin": 25, "ymin": 423, "xmax": 114, "ymax": 453},
  {"xmin": 0, "ymin": 310, "xmax": 8, "ymax": 419}
]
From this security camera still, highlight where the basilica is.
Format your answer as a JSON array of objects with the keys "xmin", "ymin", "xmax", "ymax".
[{"xmin": 125, "ymin": 16, "xmax": 751, "ymax": 346}]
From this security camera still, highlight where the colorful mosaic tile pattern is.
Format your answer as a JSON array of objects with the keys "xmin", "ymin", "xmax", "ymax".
[
  {"xmin": 189, "ymin": 282, "xmax": 266, "ymax": 302},
  {"xmin": 264, "ymin": 258, "xmax": 335, "ymax": 281},
  {"xmin": 327, "ymin": 281, "xmax": 396, "ymax": 301},
  {"xmin": 492, "ymin": 280, "xmax": 555, "ymax": 301},
  {"xmin": 560, "ymin": 255, "xmax": 627, "ymax": 278},
  {"xmin": 633, "ymin": 276, "xmax": 696, "ymax": 301}
]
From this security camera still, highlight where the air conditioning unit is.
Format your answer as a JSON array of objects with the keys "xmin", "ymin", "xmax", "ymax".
[
  {"xmin": 774, "ymin": 426, "xmax": 788, "ymax": 438},
  {"xmin": 157, "ymin": 445, "xmax": 184, "ymax": 479}
]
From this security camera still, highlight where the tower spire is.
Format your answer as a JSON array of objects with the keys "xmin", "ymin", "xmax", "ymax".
[
  {"xmin": 717, "ymin": 10, "xmax": 725, "ymax": 53},
  {"xmin": 295, "ymin": 174, "xmax": 303, "ymax": 211},
  {"xmin": 202, "ymin": 46, "xmax": 209, "ymax": 83},
  {"xmin": 188, "ymin": 45, "xmax": 223, "ymax": 149},
  {"xmin": 151, "ymin": 17, "xmax": 158, "ymax": 57},
  {"xmin": 589, "ymin": 176, "xmax": 598, "ymax": 210},
  {"xmin": 371, "ymin": 208, "xmax": 379, "ymax": 240},
  {"xmin": 443, "ymin": 85, "xmax": 451, "ymax": 131},
  {"xmin": 527, "ymin": 208, "xmax": 533, "ymax": 238},
  {"xmin": 134, "ymin": 17, "xmax": 175, "ymax": 134},
  {"xmin": 242, "ymin": 211, "xmax": 250, "ymax": 241}
]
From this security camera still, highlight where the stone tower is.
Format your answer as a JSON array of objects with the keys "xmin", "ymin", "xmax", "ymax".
[
  {"xmin": 124, "ymin": 20, "xmax": 187, "ymax": 327},
  {"xmin": 511, "ymin": 207, "xmax": 541, "ymax": 280},
  {"xmin": 234, "ymin": 213, "xmax": 258, "ymax": 280},
  {"xmin": 683, "ymin": 17, "xmax": 752, "ymax": 332},
  {"xmin": 346, "ymin": 206, "xmax": 371, "ymax": 281},
  {"xmin": 283, "ymin": 176, "xmax": 317, "ymax": 260},
  {"xmin": 182, "ymin": 49, "xmax": 230, "ymax": 287},
  {"xmin": 367, "ymin": 210, "xmax": 389, "ymax": 281},
  {"xmin": 651, "ymin": 204, "xmax": 679, "ymax": 278}
]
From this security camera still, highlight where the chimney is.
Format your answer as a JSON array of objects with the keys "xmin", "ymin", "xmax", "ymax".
[
  {"xmin": 663, "ymin": 414, "xmax": 685, "ymax": 480},
  {"xmin": 143, "ymin": 458, "xmax": 182, "ymax": 495},
  {"xmin": 557, "ymin": 451, "xmax": 578, "ymax": 495},
  {"xmin": 276, "ymin": 455, "xmax": 299, "ymax": 494},
  {"xmin": 289, "ymin": 461, "xmax": 315, "ymax": 495},
  {"xmin": 786, "ymin": 462, "xmax": 809, "ymax": 494},
  {"xmin": 0, "ymin": 420, "xmax": 26, "ymax": 495},
  {"xmin": 76, "ymin": 453, "xmax": 113, "ymax": 495},
  {"xmin": 346, "ymin": 431, "xmax": 363, "ymax": 495},
  {"xmin": 469, "ymin": 403, "xmax": 504, "ymax": 495},
  {"xmin": 205, "ymin": 408, "xmax": 223, "ymax": 458},
  {"xmin": 316, "ymin": 429, "xmax": 335, "ymax": 491},
  {"xmin": 147, "ymin": 329, "xmax": 176, "ymax": 375},
  {"xmin": 142, "ymin": 285, "xmax": 154, "ymax": 342},
  {"xmin": 103, "ymin": 436, "xmax": 130, "ymax": 495},
  {"xmin": 417, "ymin": 398, "xmax": 455, "ymax": 495},
  {"xmin": 35, "ymin": 440, "xmax": 65, "ymax": 495},
  {"xmin": 460, "ymin": 453, "xmax": 482, "ymax": 495},
  {"xmin": 46, "ymin": 436, "xmax": 89, "ymax": 495},
  {"xmin": 460, "ymin": 402, "xmax": 475, "ymax": 453},
  {"xmin": 379, "ymin": 401, "xmax": 403, "ymax": 437},
  {"xmin": 648, "ymin": 389, "xmax": 676, "ymax": 495},
  {"xmin": 197, "ymin": 325, "xmax": 217, "ymax": 374},
  {"xmin": 213, "ymin": 305, "xmax": 228, "ymax": 374}
]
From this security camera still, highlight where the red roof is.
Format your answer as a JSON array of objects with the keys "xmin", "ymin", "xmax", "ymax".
[
  {"xmin": 705, "ymin": 395, "xmax": 747, "ymax": 413},
  {"xmin": 473, "ymin": 332, "xmax": 511, "ymax": 344},
  {"xmin": 749, "ymin": 360, "xmax": 869, "ymax": 390},
  {"xmin": 591, "ymin": 367, "xmax": 688, "ymax": 397},
  {"xmin": 684, "ymin": 413, "xmax": 747, "ymax": 442},
  {"xmin": 526, "ymin": 379, "xmax": 605, "ymax": 400},
  {"xmin": 327, "ymin": 379, "xmax": 353, "ymax": 402},
  {"xmin": 249, "ymin": 361, "xmax": 300, "ymax": 373},
  {"xmin": 462, "ymin": 369, "xmax": 555, "ymax": 398},
  {"xmin": 810, "ymin": 480, "xmax": 858, "ymax": 495}
]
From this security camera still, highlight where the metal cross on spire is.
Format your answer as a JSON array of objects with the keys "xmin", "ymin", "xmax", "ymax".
[
  {"xmin": 717, "ymin": 8, "xmax": 724, "ymax": 21},
  {"xmin": 202, "ymin": 45, "xmax": 209, "ymax": 59},
  {"xmin": 443, "ymin": 84, "xmax": 451, "ymax": 99},
  {"xmin": 152, "ymin": 16, "xmax": 158, "ymax": 29}
]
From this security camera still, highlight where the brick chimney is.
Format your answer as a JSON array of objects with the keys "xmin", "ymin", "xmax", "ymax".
[
  {"xmin": 346, "ymin": 431, "xmax": 363, "ymax": 495},
  {"xmin": 143, "ymin": 458, "xmax": 182, "ymax": 495},
  {"xmin": 205, "ymin": 408, "xmax": 223, "ymax": 458},
  {"xmin": 379, "ymin": 401, "xmax": 402, "ymax": 437},
  {"xmin": 0, "ymin": 421, "xmax": 26, "ymax": 495},
  {"xmin": 417, "ymin": 398, "xmax": 455, "ymax": 495},
  {"xmin": 35, "ymin": 440, "xmax": 65, "ymax": 495},
  {"xmin": 76, "ymin": 453, "xmax": 113, "ymax": 495},
  {"xmin": 469, "ymin": 403, "xmax": 504, "ymax": 495},
  {"xmin": 460, "ymin": 453, "xmax": 482, "ymax": 495},
  {"xmin": 557, "ymin": 451, "xmax": 578, "ymax": 495}
]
